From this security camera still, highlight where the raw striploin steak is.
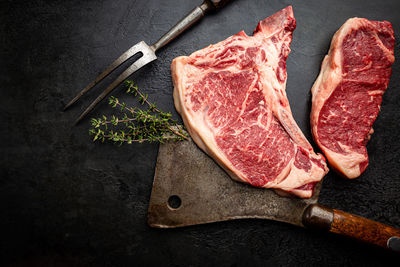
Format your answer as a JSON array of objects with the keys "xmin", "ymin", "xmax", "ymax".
[
  {"xmin": 171, "ymin": 6, "xmax": 328, "ymax": 198},
  {"xmin": 311, "ymin": 18, "xmax": 395, "ymax": 179}
]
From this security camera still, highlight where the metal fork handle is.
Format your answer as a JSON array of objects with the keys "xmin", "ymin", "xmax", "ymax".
[{"xmin": 151, "ymin": 0, "xmax": 213, "ymax": 52}]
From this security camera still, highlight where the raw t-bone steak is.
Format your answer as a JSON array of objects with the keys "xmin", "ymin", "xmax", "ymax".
[
  {"xmin": 311, "ymin": 18, "xmax": 395, "ymax": 179},
  {"xmin": 172, "ymin": 6, "xmax": 328, "ymax": 198}
]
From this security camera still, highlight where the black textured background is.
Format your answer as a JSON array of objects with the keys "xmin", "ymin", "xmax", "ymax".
[{"xmin": 1, "ymin": 0, "xmax": 400, "ymax": 266}]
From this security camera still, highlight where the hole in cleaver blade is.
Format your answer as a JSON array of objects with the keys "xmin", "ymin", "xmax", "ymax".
[{"xmin": 147, "ymin": 138, "xmax": 321, "ymax": 228}]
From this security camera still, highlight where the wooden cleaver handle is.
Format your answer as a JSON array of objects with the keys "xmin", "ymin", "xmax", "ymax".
[{"xmin": 302, "ymin": 203, "xmax": 400, "ymax": 252}]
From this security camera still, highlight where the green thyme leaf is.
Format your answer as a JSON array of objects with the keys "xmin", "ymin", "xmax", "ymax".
[{"xmin": 89, "ymin": 81, "xmax": 188, "ymax": 145}]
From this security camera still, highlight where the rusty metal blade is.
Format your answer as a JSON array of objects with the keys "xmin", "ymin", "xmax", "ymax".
[{"xmin": 147, "ymin": 138, "xmax": 321, "ymax": 228}]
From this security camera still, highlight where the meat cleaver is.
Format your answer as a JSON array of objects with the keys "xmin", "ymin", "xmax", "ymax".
[{"xmin": 147, "ymin": 139, "xmax": 400, "ymax": 252}]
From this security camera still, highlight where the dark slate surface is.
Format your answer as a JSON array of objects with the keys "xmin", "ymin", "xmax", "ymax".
[{"xmin": 1, "ymin": 0, "xmax": 399, "ymax": 266}]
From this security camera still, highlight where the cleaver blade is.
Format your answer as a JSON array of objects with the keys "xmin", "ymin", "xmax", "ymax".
[
  {"xmin": 147, "ymin": 139, "xmax": 400, "ymax": 253},
  {"xmin": 147, "ymin": 138, "xmax": 320, "ymax": 228}
]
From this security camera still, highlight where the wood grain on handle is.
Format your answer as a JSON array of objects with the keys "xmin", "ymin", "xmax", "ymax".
[
  {"xmin": 331, "ymin": 209, "xmax": 400, "ymax": 249},
  {"xmin": 302, "ymin": 204, "xmax": 400, "ymax": 252}
]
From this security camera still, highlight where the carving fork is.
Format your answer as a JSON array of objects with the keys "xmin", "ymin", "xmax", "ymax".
[{"xmin": 64, "ymin": 0, "xmax": 231, "ymax": 124}]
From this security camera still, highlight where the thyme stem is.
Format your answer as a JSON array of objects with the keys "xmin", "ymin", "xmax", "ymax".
[{"xmin": 99, "ymin": 134, "xmax": 179, "ymax": 143}]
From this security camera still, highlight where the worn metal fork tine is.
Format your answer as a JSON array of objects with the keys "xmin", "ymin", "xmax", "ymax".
[
  {"xmin": 74, "ymin": 54, "xmax": 156, "ymax": 125},
  {"xmin": 64, "ymin": 42, "xmax": 146, "ymax": 111}
]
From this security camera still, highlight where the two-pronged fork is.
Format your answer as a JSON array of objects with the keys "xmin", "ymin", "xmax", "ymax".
[{"xmin": 64, "ymin": 0, "xmax": 231, "ymax": 124}]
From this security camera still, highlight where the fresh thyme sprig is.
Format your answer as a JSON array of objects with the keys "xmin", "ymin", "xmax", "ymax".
[{"xmin": 89, "ymin": 80, "xmax": 189, "ymax": 144}]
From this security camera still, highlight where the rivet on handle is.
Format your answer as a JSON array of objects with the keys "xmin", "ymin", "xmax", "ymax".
[{"xmin": 387, "ymin": 236, "xmax": 400, "ymax": 252}]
